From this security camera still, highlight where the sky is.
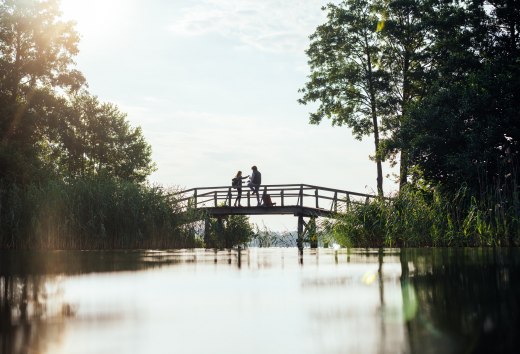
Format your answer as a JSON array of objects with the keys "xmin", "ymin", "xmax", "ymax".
[{"xmin": 60, "ymin": 0, "xmax": 398, "ymax": 231}]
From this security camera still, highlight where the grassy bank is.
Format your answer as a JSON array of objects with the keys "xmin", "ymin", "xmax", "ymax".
[
  {"xmin": 328, "ymin": 185, "xmax": 520, "ymax": 248},
  {"xmin": 0, "ymin": 177, "xmax": 200, "ymax": 249}
]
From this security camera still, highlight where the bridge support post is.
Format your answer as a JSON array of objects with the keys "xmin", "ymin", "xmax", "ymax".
[
  {"xmin": 297, "ymin": 216, "xmax": 304, "ymax": 250},
  {"xmin": 296, "ymin": 216, "xmax": 318, "ymax": 249}
]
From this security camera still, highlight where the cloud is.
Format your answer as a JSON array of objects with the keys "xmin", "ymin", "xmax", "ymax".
[{"xmin": 167, "ymin": 0, "xmax": 328, "ymax": 53}]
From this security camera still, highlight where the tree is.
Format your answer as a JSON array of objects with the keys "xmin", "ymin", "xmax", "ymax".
[
  {"xmin": 400, "ymin": 0, "xmax": 520, "ymax": 193},
  {"xmin": 205, "ymin": 214, "xmax": 254, "ymax": 248},
  {"xmin": 376, "ymin": 0, "xmax": 434, "ymax": 187},
  {"xmin": 56, "ymin": 93, "xmax": 156, "ymax": 183},
  {"xmin": 0, "ymin": 0, "xmax": 85, "ymax": 144},
  {"xmin": 299, "ymin": 0, "xmax": 388, "ymax": 196},
  {"xmin": 0, "ymin": 1, "xmax": 155, "ymax": 184},
  {"xmin": 0, "ymin": 0, "xmax": 85, "ymax": 183}
]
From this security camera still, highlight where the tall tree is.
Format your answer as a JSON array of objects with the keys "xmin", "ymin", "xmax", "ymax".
[
  {"xmin": 377, "ymin": 0, "xmax": 433, "ymax": 187},
  {"xmin": 0, "ymin": 0, "xmax": 85, "ymax": 144},
  {"xmin": 57, "ymin": 93, "xmax": 156, "ymax": 183},
  {"xmin": 0, "ymin": 1, "xmax": 155, "ymax": 184},
  {"xmin": 400, "ymin": 0, "xmax": 520, "ymax": 193},
  {"xmin": 0, "ymin": 0, "xmax": 85, "ymax": 183},
  {"xmin": 299, "ymin": 0, "xmax": 388, "ymax": 196}
]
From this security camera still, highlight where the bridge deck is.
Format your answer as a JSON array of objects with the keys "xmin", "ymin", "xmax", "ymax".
[{"xmin": 199, "ymin": 205, "xmax": 335, "ymax": 218}]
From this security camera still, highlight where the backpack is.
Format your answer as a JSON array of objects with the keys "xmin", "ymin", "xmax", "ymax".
[{"xmin": 232, "ymin": 177, "xmax": 240, "ymax": 188}]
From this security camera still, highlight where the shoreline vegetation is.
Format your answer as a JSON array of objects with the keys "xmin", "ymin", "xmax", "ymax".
[
  {"xmin": 1, "ymin": 0, "xmax": 519, "ymax": 250},
  {"xmin": 1, "ymin": 175, "xmax": 518, "ymax": 249},
  {"xmin": 0, "ymin": 177, "xmax": 203, "ymax": 249},
  {"xmin": 323, "ymin": 182, "xmax": 520, "ymax": 248}
]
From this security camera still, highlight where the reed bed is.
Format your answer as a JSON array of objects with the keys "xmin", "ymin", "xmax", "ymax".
[
  {"xmin": 0, "ymin": 177, "xmax": 200, "ymax": 249},
  {"xmin": 329, "ymin": 183, "xmax": 520, "ymax": 248}
]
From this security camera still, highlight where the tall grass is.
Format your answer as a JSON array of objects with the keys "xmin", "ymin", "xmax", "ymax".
[
  {"xmin": 0, "ymin": 177, "xmax": 199, "ymax": 249},
  {"xmin": 330, "ymin": 183, "xmax": 520, "ymax": 248}
]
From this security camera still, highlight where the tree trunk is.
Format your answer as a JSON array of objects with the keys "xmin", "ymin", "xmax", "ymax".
[
  {"xmin": 365, "ymin": 31, "xmax": 384, "ymax": 197},
  {"xmin": 399, "ymin": 46, "xmax": 411, "ymax": 189}
]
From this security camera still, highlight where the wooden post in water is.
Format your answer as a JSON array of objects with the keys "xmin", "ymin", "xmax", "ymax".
[{"xmin": 297, "ymin": 215, "xmax": 304, "ymax": 250}]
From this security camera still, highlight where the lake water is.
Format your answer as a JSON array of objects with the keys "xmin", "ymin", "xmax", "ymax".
[{"xmin": 1, "ymin": 248, "xmax": 519, "ymax": 354}]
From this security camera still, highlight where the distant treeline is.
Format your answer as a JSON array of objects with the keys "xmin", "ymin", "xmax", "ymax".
[{"xmin": 301, "ymin": 0, "xmax": 520, "ymax": 246}]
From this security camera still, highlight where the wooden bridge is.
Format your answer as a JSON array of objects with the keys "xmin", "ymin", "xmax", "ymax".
[{"xmin": 173, "ymin": 184, "xmax": 380, "ymax": 248}]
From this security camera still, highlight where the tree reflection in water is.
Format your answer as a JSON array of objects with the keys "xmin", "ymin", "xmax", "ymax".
[
  {"xmin": 0, "ymin": 250, "xmax": 184, "ymax": 354},
  {"xmin": 1, "ymin": 248, "xmax": 519, "ymax": 354},
  {"xmin": 400, "ymin": 248, "xmax": 520, "ymax": 354},
  {"xmin": 1, "ymin": 274, "xmax": 66, "ymax": 354}
]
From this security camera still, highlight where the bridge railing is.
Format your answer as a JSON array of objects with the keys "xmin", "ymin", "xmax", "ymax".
[{"xmin": 171, "ymin": 184, "xmax": 380, "ymax": 213}]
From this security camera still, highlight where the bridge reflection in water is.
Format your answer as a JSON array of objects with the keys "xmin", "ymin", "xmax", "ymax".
[
  {"xmin": 173, "ymin": 184, "xmax": 381, "ymax": 248},
  {"xmin": 3, "ymin": 249, "xmax": 518, "ymax": 354}
]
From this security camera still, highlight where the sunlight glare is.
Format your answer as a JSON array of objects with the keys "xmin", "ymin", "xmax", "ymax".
[{"xmin": 60, "ymin": 0, "xmax": 130, "ymax": 41}]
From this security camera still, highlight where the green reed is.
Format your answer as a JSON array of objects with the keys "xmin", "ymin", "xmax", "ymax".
[
  {"xmin": 0, "ymin": 177, "xmax": 198, "ymax": 249},
  {"xmin": 330, "ymin": 183, "xmax": 520, "ymax": 248}
]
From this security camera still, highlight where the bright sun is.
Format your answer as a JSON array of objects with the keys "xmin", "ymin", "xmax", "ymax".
[{"xmin": 60, "ymin": 0, "xmax": 129, "ymax": 40}]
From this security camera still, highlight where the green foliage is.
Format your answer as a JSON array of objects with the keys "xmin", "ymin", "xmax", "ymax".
[
  {"xmin": 0, "ymin": 176, "xmax": 197, "ymax": 249},
  {"xmin": 331, "ymin": 184, "xmax": 520, "ymax": 247},
  {"xmin": 299, "ymin": 0, "xmax": 387, "ymax": 136},
  {"xmin": 0, "ymin": 0, "xmax": 85, "ymax": 96},
  {"xmin": 300, "ymin": 0, "xmax": 438, "ymax": 189},
  {"xmin": 205, "ymin": 214, "xmax": 254, "ymax": 249},
  {"xmin": 299, "ymin": 0, "xmax": 388, "ymax": 194},
  {"xmin": 0, "ymin": 1, "xmax": 154, "ymax": 184},
  {"xmin": 394, "ymin": 0, "xmax": 520, "ymax": 192},
  {"xmin": 0, "ymin": 0, "xmax": 85, "ymax": 145},
  {"xmin": 52, "ymin": 93, "xmax": 156, "ymax": 183},
  {"xmin": 402, "ymin": 63, "xmax": 520, "ymax": 194},
  {"xmin": 299, "ymin": 0, "xmax": 389, "ymax": 195}
]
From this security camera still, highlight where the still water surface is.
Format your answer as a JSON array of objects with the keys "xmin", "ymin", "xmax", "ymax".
[{"xmin": 1, "ymin": 248, "xmax": 519, "ymax": 354}]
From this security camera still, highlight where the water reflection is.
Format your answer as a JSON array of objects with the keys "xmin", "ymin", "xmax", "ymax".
[
  {"xmin": 1, "ymin": 248, "xmax": 519, "ymax": 354},
  {"xmin": 400, "ymin": 248, "xmax": 520, "ymax": 354}
]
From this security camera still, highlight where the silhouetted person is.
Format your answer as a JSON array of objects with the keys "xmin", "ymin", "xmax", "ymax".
[
  {"xmin": 261, "ymin": 187, "xmax": 276, "ymax": 207},
  {"xmin": 248, "ymin": 165, "xmax": 261, "ymax": 205},
  {"xmin": 232, "ymin": 171, "xmax": 249, "ymax": 207}
]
